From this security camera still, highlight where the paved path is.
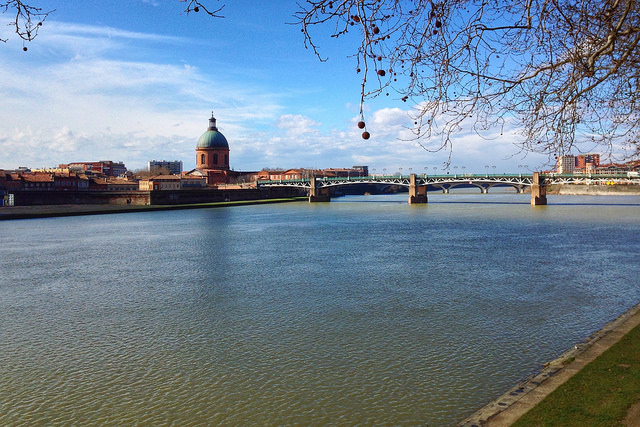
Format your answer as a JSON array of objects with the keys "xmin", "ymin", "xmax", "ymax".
[{"xmin": 459, "ymin": 302, "xmax": 640, "ymax": 426}]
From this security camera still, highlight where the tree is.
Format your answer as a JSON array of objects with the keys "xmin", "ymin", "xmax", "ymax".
[
  {"xmin": 296, "ymin": 0, "xmax": 640, "ymax": 160},
  {"xmin": 132, "ymin": 167, "xmax": 173, "ymax": 178}
]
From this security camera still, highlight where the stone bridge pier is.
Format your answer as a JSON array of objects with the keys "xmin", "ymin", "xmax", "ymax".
[
  {"xmin": 531, "ymin": 172, "xmax": 547, "ymax": 205},
  {"xmin": 309, "ymin": 177, "xmax": 331, "ymax": 202},
  {"xmin": 409, "ymin": 174, "xmax": 428, "ymax": 204}
]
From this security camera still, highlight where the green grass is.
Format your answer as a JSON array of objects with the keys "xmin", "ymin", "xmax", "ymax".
[{"xmin": 512, "ymin": 322, "xmax": 640, "ymax": 426}]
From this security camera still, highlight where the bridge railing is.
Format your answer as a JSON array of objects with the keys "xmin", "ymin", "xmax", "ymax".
[{"xmin": 256, "ymin": 172, "xmax": 638, "ymax": 185}]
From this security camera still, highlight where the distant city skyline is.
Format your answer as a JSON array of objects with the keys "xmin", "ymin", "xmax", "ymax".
[{"xmin": 0, "ymin": 1, "xmax": 609, "ymax": 173}]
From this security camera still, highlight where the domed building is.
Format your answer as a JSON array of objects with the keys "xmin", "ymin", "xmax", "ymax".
[
  {"xmin": 196, "ymin": 113, "xmax": 229, "ymax": 171},
  {"xmin": 193, "ymin": 113, "xmax": 231, "ymax": 185}
]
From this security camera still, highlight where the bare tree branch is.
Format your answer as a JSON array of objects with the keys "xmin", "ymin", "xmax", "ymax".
[
  {"xmin": 1, "ymin": 1, "xmax": 225, "ymax": 47},
  {"xmin": 180, "ymin": 0, "xmax": 225, "ymax": 18},
  {"xmin": 1, "ymin": 1, "xmax": 54, "ymax": 45},
  {"xmin": 296, "ymin": 0, "xmax": 640, "ymax": 160}
]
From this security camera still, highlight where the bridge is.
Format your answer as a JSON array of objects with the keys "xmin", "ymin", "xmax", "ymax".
[{"xmin": 257, "ymin": 172, "xmax": 640, "ymax": 205}]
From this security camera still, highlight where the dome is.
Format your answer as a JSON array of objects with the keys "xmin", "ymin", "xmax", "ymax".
[{"xmin": 196, "ymin": 114, "xmax": 229, "ymax": 149}]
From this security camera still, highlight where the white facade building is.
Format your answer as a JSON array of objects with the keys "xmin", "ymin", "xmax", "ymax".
[
  {"xmin": 148, "ymin": 160, "xmax": 183, "ymax": 175},
  {"xmin": 556, "ymin": 155, "xmax": 576, "ymax": 174}
]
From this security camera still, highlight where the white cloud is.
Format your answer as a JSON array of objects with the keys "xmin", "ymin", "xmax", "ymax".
[{"xmin": 0, "ymin": 19, "xmax": 554, "ymax": 174}]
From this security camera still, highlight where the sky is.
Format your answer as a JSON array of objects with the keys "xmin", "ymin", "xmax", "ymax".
[{"xmin": 0, "ymin": 0, "xmax": 554, "ymax": 173}]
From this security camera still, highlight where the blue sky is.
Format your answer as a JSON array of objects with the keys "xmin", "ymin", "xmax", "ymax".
[{"xmin": 0, "ymin": 0, "xmax": 552, "ymax": 173}]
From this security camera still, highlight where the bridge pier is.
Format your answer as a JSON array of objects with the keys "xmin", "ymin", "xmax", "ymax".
[
  {"xmin": 408, "ymin": 173, "xmax": 427, "ymax": 204},
  {"xmin": 531, "ymin": 172, "xmax": 547, "ymax": 205},
  {"xmin": 309, "ymin": 177, "xmax": 331, "ymax": 202}
]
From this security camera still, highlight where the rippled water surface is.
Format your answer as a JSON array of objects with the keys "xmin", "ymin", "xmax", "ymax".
[{"xmin": 2, "ymin": 193, "xmax": 640, "ymax": 425}]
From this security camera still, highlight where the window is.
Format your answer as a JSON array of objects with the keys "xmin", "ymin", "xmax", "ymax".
[
  {"xmin": 201, "ymin": 154, "xmax": 206, "ymax": 165},
  {"xmin": 224, "ymin": 155, "xmax": 228, "ymax": 165}
]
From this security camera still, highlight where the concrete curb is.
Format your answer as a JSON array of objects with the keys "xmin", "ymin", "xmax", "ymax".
[{"xmin": 458, "ymin": 301, "xmax": 640, "ymax": 426}]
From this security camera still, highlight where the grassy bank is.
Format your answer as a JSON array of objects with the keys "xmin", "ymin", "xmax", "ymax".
[
  {"xmin": 512, "ymin": 323, "xmax": 640, "ymax": 426},
  {"xmin": 0, "ymin": 197, "xmax": 308, "ymax": 220}
]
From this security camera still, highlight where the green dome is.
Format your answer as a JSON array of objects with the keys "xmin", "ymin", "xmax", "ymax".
[
  {"xmin": 197, "ymin": 130, "xmax": 229, "ymax": 149},
  {"xmin": 196, "ymin": 114, "xmax": 229, "ymax": 149}
]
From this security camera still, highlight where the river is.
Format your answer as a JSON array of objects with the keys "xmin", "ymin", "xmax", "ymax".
[{"xmin": 1, "ymin": 193, "xmax": 639, "ymax": 425}]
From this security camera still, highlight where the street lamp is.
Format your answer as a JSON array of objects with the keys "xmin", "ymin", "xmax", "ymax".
[
  {"xmin": 399, "ymin": 167, "xmax": 403, "ymax": 176},
  {"xmin": 424, "ymin": 166, "xmax": 428, "ymax": 177},
  {"xmin": 433, "ymin": 166, "xmax": 437, "ymax": 175},
  {"xmin": 383, "ymin": 168, "xmax": 387, "ymax": 176}
]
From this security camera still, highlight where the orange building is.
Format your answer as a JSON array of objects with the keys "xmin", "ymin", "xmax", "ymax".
[{"xmin": 195, "ymin": 113, "xmax": 231, "ymax": 185}]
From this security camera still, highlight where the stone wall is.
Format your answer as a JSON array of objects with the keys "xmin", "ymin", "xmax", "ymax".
[
  {"xmin": 548, "ymin": 184, "xmax": 640, "ymax": 196},
  {"xmin": 10, "ymin": 187, "xmax": 305, "ymax": 206},
  {"xmin": 149, "ymin": 187, "xmax": 303, "ymax": 205},
  {"xmin": 12, "ymin": 191, "xmax": 150, "ymax": 206}
]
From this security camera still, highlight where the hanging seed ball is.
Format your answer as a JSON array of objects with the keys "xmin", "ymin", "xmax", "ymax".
[
  {"xmin": 362, "ymin": 131, "xmax": 371, "ymax": 140},
  {"xmin": 433, "ymin": 29, "xmax": 438, "ymax": 35},
  {"xmin": 357, "ymin": 121, "xmax": 366, "ymax": 129},
  {"xmin": 377, "ymin": 69, "xmax": 386, "ymax": 77},
  {"xmin": 373, "ymin": 26, "xmax": 380, "ymax": 34},
  {"xmin": 435, "ymin": 20, "xmax": 442, "ymax": 28},
  {"xmin": 356, "ymin": 68, "xmax": 361, "ymax": 73},
  {"xmin": 352, "ymin": 15, "xmax": 360, "ymax": 22},
  {"xmin": 23, "ymin": 46, "xmax": 28, "ymax": 51},
  {"xmin": 194, "ymin": 6, "xmax": 199, "ymax": 12},
  {"xmin": 377, "ymin": 56, "xmax": 382, "ymax": 61}
]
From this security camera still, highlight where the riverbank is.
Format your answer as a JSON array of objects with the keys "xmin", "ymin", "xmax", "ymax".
[
  {"xmin": 459, "ymin": 300, "xmax": 640, "ymax": 426},
  {"xmin": 0, "ymin": 197, "xmax": 307, "ymax": 220}
]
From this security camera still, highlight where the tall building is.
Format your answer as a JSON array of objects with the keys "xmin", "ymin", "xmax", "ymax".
[
  {"xmin": 148, "ymin": 160, "xmax": 183, "ymax": 175},
  {"xmin": 576, "ymin": 153, "xmax": 600, "ymax": 170},
  {"xmin": 556, "ymin": 155, "xmax": 575, "ymax": 174}
]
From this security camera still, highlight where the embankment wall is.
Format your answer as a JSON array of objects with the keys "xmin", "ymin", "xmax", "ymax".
[
  {"xmin": 11, "ymin": 187, "xmax": 305, "ymax": 206},
  {"xmin": 547, "ymin": 184, "xmax": 640, "ymax": 196}
]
